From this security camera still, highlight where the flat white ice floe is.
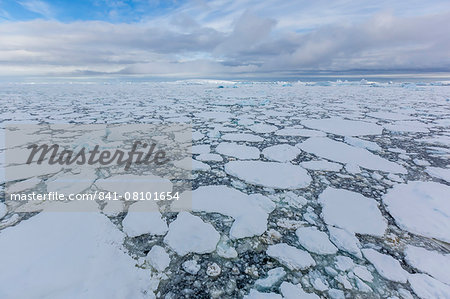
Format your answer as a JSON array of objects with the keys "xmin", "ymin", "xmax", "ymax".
[
  {"xmin": 275, "ymin": 128, "xmax": 326, "ymax": 137},
  {"xmin": 146, "ymin": 245, "xmax": 170, "ymax": 272},
  {"xmin": 362, "ymin": 248, "xmax": 408, "ymax": 283},
  {"xmin": 266, "ymin": 243, "xmax": 316, "ymax": 270},
  {"xmin": 327, "ymin": 226, "xmax": 362, "ymax": 258},
  {"xmin": 244, "ymin": 289, "xmax": 282, "ymax": 299},
  {"xmin": 301, "ymin": 118, "xmax": 383, "ymax": 136},
  {"xmin": 300, "ymin": 160, "xmax": 342, "ymax": 172},
  {"xmin": 180, "ymin": 185, "xmax": 275, "ymax": 239},
  {"xmin": 384, "ymin": 120, "xmax": 429, "ymax": 133},
  {"xmin": 248, "ymin": 123, "xmax": 278, "ymax": 134},
  {"xmin": 195, "ymin": 153, "xmax": 223, "ymax": 162},
  {"xmin": 383, "ymin": 181, "xmax": 450, "ymax": 243},
  {"xmin": 344, "ymin": 136, "xmax": 381, "ymax": 152},
  {"xmin": 221, "ymin": 133, "xmax": 263, "ymax": 142},
  {"xmin": 122, "ymin": 202, "xmax": 168, "ymax": 237},
  {"xmin": 295, "ymin": 226, "xmax": 338, "ymax": 255},
  {"xmin": 404, "ymin": 245, "xmax": 450, "ymax": 285},
  {"xmin": 173, "ymin": 157, "xmax": 211, "ymax": 171},
  {"xmin": 408, "ymin": 273, "xmax": 450, "ymax": 299},
  {"xmin": 225, "ymin": 161, "xmax": 312, "ymax": 189},
  {"xmin": 216, "ymin": 142, "xmax": 260, "ymax": 160},
  {"xmin": 0, "ymin": 212, "xmax": 151, "ymax": 298},
  {"xmin": 262, "ymin": 144, "xmax": 300, "ymax": 162},
  {"xmin": 164, "ymin": 212, "xmax": 220, "ymax": 256},
  {"xmin": 280, "ymin": 282, "xmax": 320, "ymax": 299},
  {"xmin": 318, "ymin": 187, "xmax": 387, "ymax": 236},
  {"xmin": 298, "ymin": 137, "xmax": 407, "ymax": 174},
  {"xmin": 425, "ymin": 166, "xmax": 450, "ymax": 182}
]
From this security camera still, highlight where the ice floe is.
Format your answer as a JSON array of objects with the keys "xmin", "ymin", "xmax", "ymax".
[
  {"xmin": 301, "ymin": 118, "xmax": 383, "ymax": 136},
  {"xmin": 262, "ymin": 144, "xmax": 301, "ymax": 162},
  {"xmin": 266, "ymin": 243, "xmax": 316, "ymax": 270},
  {"xmin": 318, "ymin": 187, "xmax": 387, "ymax": 236},
  {"xmin": 164, "ymin": 212, "xmax": 220, "ymax": 256},
  {"xmin": 216, "ymin": 142, "xmax": 260, "ymax": 160},
  {"xmin": 298, "ymin": 137, "xmax": 407, "ymax": 173},
  {"xmin": 383, "ymin": 181, "xmax": 450, "ymax": 243},
  {"xmin": 225, "ymin": 161, "xmax": 312, "ymax": 189},
  {"xmin": 295, "ymin": 226, "xmax": 338, "ymax": 255},
  {"xmin": 362, "ymin": 248, "xmax": 408, "ymax": 283},
  {"xmin": 404, "ymin": 245, "xmax": 450, "ymax": 285}
]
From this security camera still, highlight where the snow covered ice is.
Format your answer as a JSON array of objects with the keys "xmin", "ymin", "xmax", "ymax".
[{"xmin": 1, "ymin": 81, "xmax": 450, "ymax": 298}]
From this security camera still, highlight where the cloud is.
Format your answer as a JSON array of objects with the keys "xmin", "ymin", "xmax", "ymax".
[
  {"xmin": 0, "ymin": 1, "xmax": 449, "ymax": 78},
  {"xmin": 18, "ymin": 0, "xmax": 54, "ymax": 19}
]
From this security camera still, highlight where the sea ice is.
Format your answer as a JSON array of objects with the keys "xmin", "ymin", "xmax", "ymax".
[
  {"xmin": 295, "ymin": 226, "xmax": 338, "ymax": 255},
  {"xmin": 122, "ymin": 202, "xmax": 168, "ymax": 237},
  {"xmin": 216, "ymin": 142, "xmax": 260, "ymax": 160},
  {"xmin": 266, "ymin": 243, "xmax": 316, "ymax": 270},
  {"xmin": 262, "ymin": 144, "xmax": 300, "ymax": 162},
  {"xmin": 146, "ymin": 245, "xmax": 170, "ymax": 272},
  {"xmin": 184, "ymin": 185, "xmax": 275, "ymax": 239},
  {"xmin": 298, "ymin": 137, "xmax": 407, "ymax": 174},
  {"xmin": 244, "ymin": 289, "xmax": 282, "ymax": 299},
  {"xmin": 164, "ymin": 212, "xmax": 220, "ymax": 256},
  {"xmin": 301, "ymin": 118, "xmax": 383, "ymax": 136},
  {"xmin": 275, "ymin": 128, "xmax": 326, "ymax": 137},
  {"xmin": 0, "ymin": 212, "xmax": 152, "ymax": 298},
  {"xmin": 225, "ymin": 161, "xmax": 312, "ymax": 189},
  {"xmin": 383, "ymin": 181, "xmax": 450, "ymax": 243},
  {"xmin": 362, "ymin": 248, "xmax": 408, "ymax": 283},
  {"xmin": 195, "ymin": 153, "xmax": 223, "ymax": 162},
  {"xmin": 408, "ymin": 273, "xmax": 450, "ymax": 299},
  {"xmin": 221, "ymin": 133, "xmax": 263, "ymax": 142},
  {"xmin": 300, "ymin": 160, "xmax": 342, "ymax": 172},
  {"xmin": 327, "ymin": 226, "xmax": 362, "ymax": 258},
  {"xmin": 248, "ymin": 123, "xmax": 278, "ymax": 134},
  {"xmin": 280, "ymin": 282, "xmax": 320, "ymax": 299},
  {"xmin": 425, "ymin": 166, "xmax": 450, "ymax": 182},
  {"xmin": 404, "ymin": 245, "xmax": 450, "ymax": 285},
  {"xmin": 319, "ymin": 188, "xmax": 387, "ymax": 236},
  {"xmin": 255, "ymin": 267, "xmax": 286, "ymax": 290}
]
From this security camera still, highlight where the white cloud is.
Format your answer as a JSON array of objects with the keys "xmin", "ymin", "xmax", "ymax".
[{"xmin": 18, "ymin": 0, "xmax": 54, "ymax": 19}]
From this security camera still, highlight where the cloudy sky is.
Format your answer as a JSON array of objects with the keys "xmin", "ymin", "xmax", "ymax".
[{"xmin": 0, "ymin": 0, "xmax": 449, "ymax": 79}]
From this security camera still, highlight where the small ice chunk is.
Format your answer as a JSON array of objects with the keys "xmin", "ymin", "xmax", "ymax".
[
  {"xmin": 164, "ymin": 212, "xmax": 220, "ymax": 256},
  {"xmin": 328, "ymin": 226, "xmax": 362, "ymax": 258},
  {"xmin": 255, "ymin": 267, "xmax": 286, "ymax": 290},
  {"xmin": 345, "ymin": 163, "xmax": 361, "ymax": 174},
  {"xmin": 182, "ymin": 260, "xmax": 200, "ymax": 275},
  {"xmin": 262, "ymin": 144, "xmax": 300, "ymax": 162},
  {"xmin": 225, "ymin": 161, "xmax": 312, "ymax": 189},
  {"xmin": 280, "ymin": 282, "xmax": 320, "ymax": 299},
  {"xmin": 146, "ymin": 245, "xmax": 170, "ymax": 272},
  {"xmin": 362, "ymin": 248, "xmax": 408, "ymax": 283},
  {"xmin": 311, "ymin": 277, "xmax": 328, "ymax": 291},
  {"xmin": 334, "ymin": 256, "xmax": 355, "ymax": 271},
  {"xmin": 319, "ymin": 188, "xmax": 387, "ymax": 236},
  {"xmin": 404, "ymin": 245, "xmax": 450, "ymax": 285},
  {"xmin": 216, "ymin": 236, "xmax": 238, "ymax": 259},
  {"xmin": 353, "ymin": 265, "xmax": 373, "ymax": 282},
  {"xmin": 296, "ymin": 226, "xmax": 338, "ymax": 255},
  {"xmin": 266, "ymin": 243, "xmax": 316, "ymax": 270},
  {"xmin": 206, "ymin": 262, "xmax": 221, "ymax": 277}
]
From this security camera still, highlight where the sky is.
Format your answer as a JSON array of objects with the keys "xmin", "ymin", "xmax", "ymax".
[{"xmin": 0, "ymin": 0, "xmax": 449, "ymax": 79}]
